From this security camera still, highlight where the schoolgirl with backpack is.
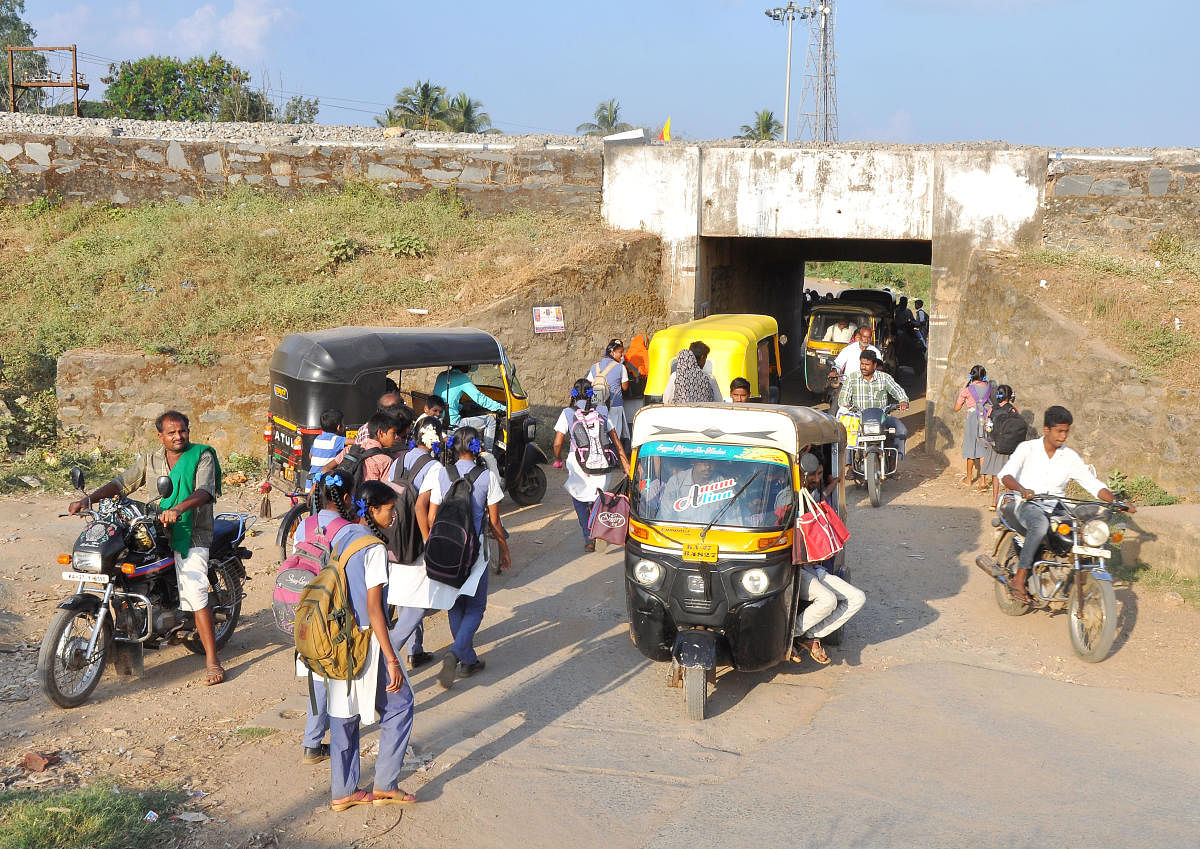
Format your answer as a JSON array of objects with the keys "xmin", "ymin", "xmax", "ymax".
[
  {"xmin": 954, "ymin": 365, "xmax": 994, "ymax": 490},
  {"xmin": 551, "ymin": 378, "xmax": 631, "ymax": 552},
  {"xmin": 981, "ymin": 385, "xmax": 1027, "ymax": 509},
  {"xmin": 413, "ymin": 425, "xmax": 510, "ymax": 690},
  {"xmin": 292, "ymin": 479, "xmax": 418, "ymax": 810}
]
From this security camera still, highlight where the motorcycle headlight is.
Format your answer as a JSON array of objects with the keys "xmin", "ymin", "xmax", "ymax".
[
  {"xmin": 71, "ymin": 551, "xmax": 102, "ymax": 573},
  {"xmin": 740, "ymin": 568, "xmax": 769, "ymax": 595},
  {"xmin": 633, "ymin": 560, "xmax": 662, "ymax": 586},
  {"xmin": 862, "ymin": 420, "xmax": 882, "ymax": 435},
  {"xmin": 1081, "ymin": 519, "xmax": 1110, "ymax": 547}
]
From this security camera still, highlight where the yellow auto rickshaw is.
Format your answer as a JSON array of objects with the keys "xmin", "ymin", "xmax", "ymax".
[
  {"xmin": 644, "ymin": 314, "xmax": 783, "ymax": 403},
  {"xmin": 624, "ymin": 402, "xmax": 848, "ymax": 720}
]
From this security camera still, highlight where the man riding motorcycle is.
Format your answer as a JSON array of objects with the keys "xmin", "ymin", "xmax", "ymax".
[
  {"xmin": 837, "ymin": 351, "xmax": 910, "ymax": 461},
  {"xmin": 998, "ymin": 405, "xmax": 1134, "ymax": 604}
]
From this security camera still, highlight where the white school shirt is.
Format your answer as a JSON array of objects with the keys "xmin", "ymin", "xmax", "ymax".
[
  {"xmin": 833, "ymin": 343, "xmax": 882, "ymax": 377},
  {"xmin": 554, "ymin": 406, "xmax": 614, "ymax": 502},
  {"xmin": 998, "ymin": 439, "xmax": 1107, "ymax": 499}
]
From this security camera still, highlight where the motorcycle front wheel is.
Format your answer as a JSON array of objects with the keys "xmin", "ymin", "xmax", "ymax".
[
  {"xmin": 865, "ymin": 452, "xmax": 881, "ymax": 508},
  {"xmin": 184, "ymin": 559, "xmax": 244, "ymax": 654},
  {"xmin": 1068, "ymin": 571, "xmax": 1117, "ymax": 662},
  {"xmin": 37, "ymin": 607, "xmax": 111, "ymax": 708}
]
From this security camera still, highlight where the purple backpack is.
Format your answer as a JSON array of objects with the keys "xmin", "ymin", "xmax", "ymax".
[{"xmin": 272, "ymin": 514, "xmax": 350, "ymax": 636}]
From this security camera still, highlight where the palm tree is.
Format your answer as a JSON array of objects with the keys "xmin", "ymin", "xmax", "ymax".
[
  {"xmin": 738, "ymin": 109, "xmax": 783, "ymax": 141},
  {"xmin": 378, "ymin": 80, "xmax": 451, "ymax": 130},
  {"xmin": 445, "ymin": 93, "xmax": 493, "ymax": 134},
  {"xmin": 576, "ymin": 98, "xmax": 633, "ymax": 136}
]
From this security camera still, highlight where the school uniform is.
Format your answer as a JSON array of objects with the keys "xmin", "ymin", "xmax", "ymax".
[
  {"xmin": 386, "ymin": 446, "xmax": 444, "ymax": 658},
  {"xmin": 424, "ymin": 458, "xmax": 503, "ymax": 666},
  {"xmin": 554, "ymin": 403, "xmax": 616, "ymax": 542},
  {"xmin": 324, "ymin": 525, "xmax": 414, "ymax": 800}
]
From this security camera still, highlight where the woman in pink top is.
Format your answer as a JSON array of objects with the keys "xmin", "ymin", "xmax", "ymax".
[{"xmin": 953, "ymin": 365, "xmax": 992, "ymax": 490}]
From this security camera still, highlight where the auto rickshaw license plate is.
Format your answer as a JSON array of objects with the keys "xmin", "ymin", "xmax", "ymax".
[
  {"xmin": 682, "ymin": 543, "xmax": 718, "ymax": 563},
  {"xmin": 281, "ymin": 465, "xmax": 294, "ymax": 482}
]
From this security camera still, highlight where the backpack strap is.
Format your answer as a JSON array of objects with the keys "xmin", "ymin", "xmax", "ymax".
[
  {"xmin": 599, "ymin": 361, "xmax": 618, "ymax": 380},
  {"xmin": 332, "ymin": 533, "xmax": 379, "ymax": 569},
  {"xmin": 402, "ymin": 452, "xmax": 436, "ymax": 484}
]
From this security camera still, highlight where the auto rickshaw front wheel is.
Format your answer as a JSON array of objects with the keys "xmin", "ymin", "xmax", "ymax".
[
  {"xmin": 684, "ymin": 666, "xmax": 707, "ymax": 721},
  {"xmin": 509, "ymin": 465, "xmax": 547, "ymax": 506}
]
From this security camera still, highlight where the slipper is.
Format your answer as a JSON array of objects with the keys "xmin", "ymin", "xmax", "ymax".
[
  {"xmin": 331, "ymin": 790, "xmax": 374, "ymax": 812},
  {"xmin": 204, "ymin": 664, "xmax": 225, "ymax": 686},
  {"xmin": 1009, "ymin": 586, "xmax": 1034, "ymax": 605},
  {"xmin": 807, "ymin": 640, "xmax": 831, "ymax": 665},
  {"xmin": 372, "ymin": 790, "xmax": 417, "ymax": 806}
]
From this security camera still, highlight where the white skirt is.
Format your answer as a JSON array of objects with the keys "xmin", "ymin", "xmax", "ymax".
[{"xmin": 386, "ymin": 548, "xmax": 488, "ymax": 610}]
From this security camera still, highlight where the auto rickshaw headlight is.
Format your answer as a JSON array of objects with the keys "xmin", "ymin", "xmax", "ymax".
[
  {"xmin": 741, "ymin": 568, "xmax": 769, "ymax": 595},
  {"xmin": 1081, "ymin": 519, "xmax": 1110, "ymax": 547},
  {"xmin": 633, "ymin": 560, "xmax": 662, "ymax": 586}
]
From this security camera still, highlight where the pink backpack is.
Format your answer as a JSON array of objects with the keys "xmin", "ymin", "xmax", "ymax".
[{"xmin": 271, "ymin": 514, "xmax": 350, "ymax": 636}]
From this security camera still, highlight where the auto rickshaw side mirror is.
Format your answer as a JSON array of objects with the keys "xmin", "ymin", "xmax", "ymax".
[
  {"xmin": 156, "ymin": 476, "xmax": 174, "ymax": 499},
  {"xmin": 779, "ymin": 334, "xmax": 788, "ymax": 346},
  {"xmin": 70, "ymin": 466, "xmax": 85, "ymax": 492}
]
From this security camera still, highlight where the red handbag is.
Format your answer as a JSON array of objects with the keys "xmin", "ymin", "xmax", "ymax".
[
  {"xmin": 794, "ymin": 488, "xmax": 846, "ymax": 564},
  {"xmin": 816, "ymin": 500, "xmax": 850, "ymax": 546}
]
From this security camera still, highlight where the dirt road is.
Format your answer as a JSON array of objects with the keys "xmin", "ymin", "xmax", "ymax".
[{"xmin": 1, "ymin": 453, "xmax": 1198, "ymax": 848}]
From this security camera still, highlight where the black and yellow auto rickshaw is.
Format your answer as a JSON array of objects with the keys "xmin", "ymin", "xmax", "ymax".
[
  {"xmin": 264, "ymin": 326, "xmax": 547, "ymax": 519},
  {"xmin": 624, "ymin": 403, "xmax": 847, "ymax": 720},
  {"xmin": 801, "ymin": 301, "xmax": 895, "ymax": 396}
]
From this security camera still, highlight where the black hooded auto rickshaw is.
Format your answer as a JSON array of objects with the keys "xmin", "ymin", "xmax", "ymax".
[
  {"xmin": 265, "ymin": 327, "xmax": 547, "ymax": 547},
  {"xmin": 624, "ymin": 402, "xmax": 848, "ymax": 720}
]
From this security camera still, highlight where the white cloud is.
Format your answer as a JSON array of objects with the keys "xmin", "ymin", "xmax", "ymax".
[
  {"xmin": 172, "ymin": 5, "xmax": 221, "ymax": 54},
  {"xmin": 219, "ymin": 0, "xmax": 288, "ymax": 53},
  {"xmin": 38, "ymin": 4, "xmax": 94, "ymax": 39}
]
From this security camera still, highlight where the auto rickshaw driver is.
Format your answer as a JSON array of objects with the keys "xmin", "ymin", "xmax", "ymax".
[{"xmin": 434, "ymin": 364, "xmax": 505, "ymax": 450}]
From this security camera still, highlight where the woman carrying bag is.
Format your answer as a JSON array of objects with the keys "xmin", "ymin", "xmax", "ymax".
[{"xmin": 551, "ymin": 378, "xmax": 630, "ymax": 552}]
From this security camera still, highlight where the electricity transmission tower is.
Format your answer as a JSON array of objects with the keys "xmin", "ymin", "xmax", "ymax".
[{"xmin": 797, "ymin": 1, "xmax": 838, "ymax": 143}]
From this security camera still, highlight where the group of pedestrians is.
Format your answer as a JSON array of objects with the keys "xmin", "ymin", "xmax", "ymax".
[{"xmin": 954, "ymin": 365, "xmax": 1030, "ymax": 507}]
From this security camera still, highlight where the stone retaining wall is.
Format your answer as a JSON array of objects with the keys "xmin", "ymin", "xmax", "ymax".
[
  {"xmin": 0, "ymin": 131, "xmax": 602, "ymax": 216},
  {"xmin": 1043, "ymin": 151, "xmax": 1200, "ymax": 250},
  {"xmin": 55, "ymin": 235, "xmax": 664, "ymax": 459}
]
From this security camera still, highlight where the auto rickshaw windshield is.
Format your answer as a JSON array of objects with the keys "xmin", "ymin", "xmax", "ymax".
[
  {"xmin": 632, "ymin": 441, "xmax": 793, "ymax": 530},
  {"xmin": 809, "ymin": 313, "xmax": 862, "ymax": 342}
]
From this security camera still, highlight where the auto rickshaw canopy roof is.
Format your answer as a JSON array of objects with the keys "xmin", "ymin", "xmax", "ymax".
[
  {"xmin": 270, "ymin": 326, "xmax": 505, "ymax": 385},
  {"xmin": 645, "ymin": 314, "xmax": 780, "ymax": 400},
  {"xmin": 632, "ymin": 403, "xmax": 845, "ymax": 456}
]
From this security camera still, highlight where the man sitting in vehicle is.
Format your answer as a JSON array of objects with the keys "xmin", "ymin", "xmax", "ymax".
[
  {"xmin": 822, "ymin": 316, "xmax": 858, "ymax": 344},
  {"xmin": 832, "ymin": 327, "xmax": 882, "ymax": 381},
  {"xmin": 433, "ymin": 365, "xmax": 505, "ymax": 450},
  {"xmin": 998, "ymin": 405, "xmax": 1132, "ymax": 604},
  {"xmin": 838, "ymin": 351, "xmax": 910, "ymax": 460}
]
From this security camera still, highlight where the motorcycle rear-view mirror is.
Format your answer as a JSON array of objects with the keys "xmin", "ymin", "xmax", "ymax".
[
  {"xmin": 70, "ymin": 467, "xmax": 85, "ymax": 492},
  {"xmin": 156, "ymin": 476, "xmax": 174, "ymax": 499}
]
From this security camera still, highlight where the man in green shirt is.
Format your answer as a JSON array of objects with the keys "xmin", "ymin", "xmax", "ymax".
[
  {"xmin": 68, "ymin": 411, "xmax": 225, "ymax": 686},
  {"xmin": 838, "ymin": 351, "xmax": 910, "ymax": 460}
]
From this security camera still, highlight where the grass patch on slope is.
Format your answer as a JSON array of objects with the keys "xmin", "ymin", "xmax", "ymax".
[{"xmin": 0, "ymin": 782, "xmax": 186, "ymax": 849}]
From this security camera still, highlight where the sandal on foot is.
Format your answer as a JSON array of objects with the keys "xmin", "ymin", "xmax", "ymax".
[
  {"xmin": 372, "ymin": 790, "xmax": 417, "ymax": 806},
  {"xmin": 204, "ymin": 664, "xmax": 225, "ymax": 686},
  {"xmin": 331, "ymin": 790, "xmax": 373, "ymax": 811},
  {"xmin": 797, "ymin": 638, "xmax": 831, "ymax": 665}
]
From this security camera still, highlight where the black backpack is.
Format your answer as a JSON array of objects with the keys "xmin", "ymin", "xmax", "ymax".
[
  {"xmin": 424, "ymin": 464, "xmax": 486, "ymax": 588},
  {"xmin": 990, "ymin": 406, "xmax": 1029, "ymax": 455},
  {"xmin": 331, "ymin": 444, "xmax": 387, "ymax": 490},
  {"xmin": 383, "ymin": 453, "xmax": 437, "ymax": 565}
]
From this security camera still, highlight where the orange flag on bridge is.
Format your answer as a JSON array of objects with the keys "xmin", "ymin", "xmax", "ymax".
[{"xmin": 657, "ymin": 118, "xmax": 671, "ymax": 142}]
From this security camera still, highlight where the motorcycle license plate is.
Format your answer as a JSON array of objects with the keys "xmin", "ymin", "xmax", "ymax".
[
  {"xmin": 62, "ymin": 571, "xmax": 109, "ymax": 584},
  {"xmin": 1072, "ymin": 545, "xmax": 1111, "ymax": 559},
  {"xmin": 281, "ymin": 465, "xmax": 295, "ymax": 482},
  {"xmin": 682, "ymin": 543, "xmax": 718, "ymax": 563}
]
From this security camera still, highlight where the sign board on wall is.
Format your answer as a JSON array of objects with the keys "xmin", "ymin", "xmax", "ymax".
[{"xmin": 533, "ymin": 306, "xmax": 566, "ymax": 333}]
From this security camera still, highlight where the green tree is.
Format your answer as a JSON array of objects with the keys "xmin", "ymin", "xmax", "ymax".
[
  {"xmin": 576, "ymin": 98, "xmax": 633, "ymax": 136},
  {"xmin": 280, "ymin": 94, "xmax": 319, "ymax": 124},
  {"xmin": 102, "ymin": 53, "xmax": 252, "ymax": 121},
  {"xmin": 216, "ymin": 85, "xmax": 273, "ymax": 122},
  {"xmin": 0, "ymin": 1, "xmax": 46, "ymax": 111},
  {"xmin": 445, "ymin": 92, "xmax": 492, "ymax": 133},
  {"xmin": 737, "ymin": 109, "xmax": 782, "ymax": 141},
  {"xmin": 377, "ymin": 80, "xmax": 451, "ymax": 130}
]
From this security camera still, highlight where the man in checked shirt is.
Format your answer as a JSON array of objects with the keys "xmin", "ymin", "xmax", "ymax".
[{"xmin": 838, "ymin": 350, "xmax": 910, "ymax": 461}]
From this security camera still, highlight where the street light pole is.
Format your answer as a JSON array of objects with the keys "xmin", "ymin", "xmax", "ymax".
[{"xmin": 765, "ymin": 2, "xmax": 807, "ymax": 142}]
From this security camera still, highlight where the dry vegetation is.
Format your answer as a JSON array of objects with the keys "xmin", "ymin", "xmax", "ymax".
[{"xmin": 1011, "ymin": 231, "xmax": 1200, "ymax": 377}]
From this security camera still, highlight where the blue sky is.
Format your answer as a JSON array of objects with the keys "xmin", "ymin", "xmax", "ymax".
[{"xmin": 27, "ymin": 0, "xmax": 1199, "ymax": 146}]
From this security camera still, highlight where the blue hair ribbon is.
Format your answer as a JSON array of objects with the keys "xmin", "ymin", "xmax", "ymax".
[
  {"xmin": 570, "ymin": 388, "xmax": 579, "ymax": 398},
  {"xmin": 325, "ymin": 474, "xmax": 344, "ymax": 488},
  {"xmin": 468, "ymin": 437, "xmax": 482, "ymax": 454},
  {"xmin": 354, "ymin": 497, "xmax": 368, "ymax": 518}
]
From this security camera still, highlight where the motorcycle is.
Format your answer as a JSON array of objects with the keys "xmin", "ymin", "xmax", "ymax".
[
  {"xmin": 975, "ymin": 491, "xmax": 1129, "ymax": 663},
  {"xmin": 37, "ymin": 467, "xmax": 252, "ymax": 708},
  {"xmin": 841, "ymin": 403, "xmax": 900, "ymax": 508}
]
